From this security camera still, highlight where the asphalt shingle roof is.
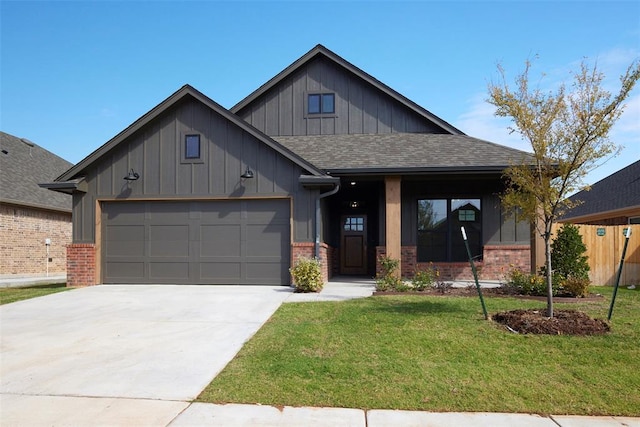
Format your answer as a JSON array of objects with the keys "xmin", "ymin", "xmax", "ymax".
[
  {"xmin": 563, "ymin": 160, "xmax": 640, "ymax": 220},
  {"xmin": 273, "ymin": 133, "xmax": 534, "ymax": 172},
  {"xmin": 0, "ymin": 132, "xmax": 73, "ymax": 211}
]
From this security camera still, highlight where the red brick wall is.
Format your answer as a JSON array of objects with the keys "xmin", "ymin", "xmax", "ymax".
[
  {"xmin": 376, "ymin": 244, "xmax": 530, "ymax": 281},
  {"xmin": 67, "ymin": 243, "xmax": 96, "ymax": 287},
  {"xmin": 291, "ymin": 242, "xmax": 332, "ymax": 283},
  {"xmin": 481, "ymin": 245, "xmax": 530, "ymax": 279},
  {"xmin": 0, "ymin": 203, "xmax": 72, "ymax": 276}
]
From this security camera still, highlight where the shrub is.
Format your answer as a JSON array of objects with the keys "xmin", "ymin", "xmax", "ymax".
[
  {"xmin": 561, "ymin": 276, "xmax": 590, "ymax": 298},
  {"xmin": 375, "ymin": 256, "xmax": 405, "ymax": 291},
  {"xmin": 551, "ymin": 223, "xmax": 590, "ymax": 281},
  {"xmin": 412, "ymin": 266, "xmax": 437, "ymax": 291},
  {"xmin": 290, "ymin": 257, "xmax": 323, "ymax": 293},
  {"xmin": 505, "ymin": 268, "xmax": 556, "ymax": 296}
]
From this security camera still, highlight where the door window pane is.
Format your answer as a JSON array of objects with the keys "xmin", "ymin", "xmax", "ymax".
[{"xmin": 344, "ymin": 216, "xmax": 364, "ymax": 232}]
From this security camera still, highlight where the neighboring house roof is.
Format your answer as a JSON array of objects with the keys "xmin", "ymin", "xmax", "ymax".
[
  {"xmin": 561, "ymin": 160, "xmax": 640, "ymax": 222},
  {"xmin": 0, "ymin": 131, "xmax": 72, "ymax": 212},
  {"xmin": 231, "ymin": 44, "xmax": 464, "ymax": 135},
  {"xmin": 54, "ymin": 85, "xmax": 328, "ymax": 184},
  {"xmin": 273, "ymin": 133, "xmax": 533, "ymax": 174}
]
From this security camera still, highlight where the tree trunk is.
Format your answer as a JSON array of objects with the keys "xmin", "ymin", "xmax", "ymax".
[{"xmin": 545, "ymin": 227, "xmax": 554, "ymax": 318}]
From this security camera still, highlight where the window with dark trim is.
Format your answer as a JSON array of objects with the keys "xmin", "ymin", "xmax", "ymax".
[
  {"xmin": 308, "ymin": 93, "xmax": 335, "ymax": 114},
  {"xmin": 184, "ymin": 134, "xmax": 201, "ymax": 159},
  {"xmin": 417, "ymin": 198, "xmax": 482, "ymax": 262}
]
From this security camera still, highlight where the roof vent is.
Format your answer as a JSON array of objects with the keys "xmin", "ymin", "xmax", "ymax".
[{"xmin": 20, "ymin": 138, "xmax": 35, "ymax": 147}]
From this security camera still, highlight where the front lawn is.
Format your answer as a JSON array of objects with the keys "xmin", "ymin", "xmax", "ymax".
[
  {"xmin": 199, "ymin": 286, "xmax": 640, "ymax": 416},
  {"xmin": 0, "ymin": 283, "xmax": 71, "ymax": 305}
]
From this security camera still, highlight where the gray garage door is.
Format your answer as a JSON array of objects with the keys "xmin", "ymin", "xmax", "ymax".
[{"xmin": 102, "ymin": 200, "xmax": 290, "ymax": 285}]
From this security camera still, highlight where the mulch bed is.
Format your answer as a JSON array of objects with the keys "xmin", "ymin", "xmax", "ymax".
[
  {"xmin": 492, "ymin": 309, "xmax": 610, "ymax": 335},
  {"xmin": 373, "ymin": 287, "xmax": 610, "ymax": 335}
]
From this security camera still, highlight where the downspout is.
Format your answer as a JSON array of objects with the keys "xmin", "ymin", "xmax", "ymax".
[{"xmin": 315, "ymin": 182, "xmax": 341, "ymax": 259}]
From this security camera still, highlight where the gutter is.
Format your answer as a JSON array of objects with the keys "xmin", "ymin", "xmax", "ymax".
[
  {"xmin": 299, "ymin": 174, "xmax": 341, "ymax": 260},
  {"xmin": 315, "ymin": 182, "xmax": 341, "ymax": 259}
]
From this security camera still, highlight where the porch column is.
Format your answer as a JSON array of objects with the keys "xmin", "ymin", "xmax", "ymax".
[{"xmin": 385, "ymin": 176, "xmax": 402, "ymax": 277}]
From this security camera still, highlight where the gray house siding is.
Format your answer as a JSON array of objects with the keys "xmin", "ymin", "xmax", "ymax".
[
  {"xmin": 237, "ymin": 56, "xmax": 445, "ymax": 137},
  {"xmin": 71, "ymin": 96, "xmax": 316, "ymax": 244}
]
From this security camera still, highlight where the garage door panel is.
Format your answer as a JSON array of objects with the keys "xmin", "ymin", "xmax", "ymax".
[
  {"xmin": 200, "ymin": 225, "xmax": 241, "ymax": 256},
  {"xmin": 103, "ymin": 200, "xmax": 290, "ymax": 285},
  {"xmin": 105, "ymin": 262, "xmax": 145, "ymax": 279},
  {"xmin": 200, "ymin": 262, "xmax": 242, "ymax": 281},
  {"xmin": 149, "ymin": 225, "xmax": 190, "ymax": 257},
  {"xmin": 104, "ymin": 204, "xmax": 145, "ymax": 223},
  {"xmin": 200, "ymin": 201, "xmax": 241, "ymax": 221},
  {"xmin": 245, "ymin": 263, "xmax": 287, "ymax": 284},
  {"xmin": 149, "ymin": 262, "xmax": 190, "ymax": 280},
  {"xmin": 246, "ymin": 201, "xmax": 289, "ymax": 222},
  {"xmin": 106, "ymin": 225, "xmax": 145, "ymax": 257}
]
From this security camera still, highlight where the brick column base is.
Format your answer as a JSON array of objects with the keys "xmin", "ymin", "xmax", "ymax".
[
  {"xmin": 291, "ymin": 242, "xmax": 332, "ymax": 284},
  {"xmin": 67, "ymin": 243, "xmax": 96, "ymax": 287}
]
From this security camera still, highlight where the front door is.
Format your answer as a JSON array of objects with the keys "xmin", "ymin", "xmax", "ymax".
[{"xmin": 340, "ymin": 215, "xmax": 367, "ymax": 275}]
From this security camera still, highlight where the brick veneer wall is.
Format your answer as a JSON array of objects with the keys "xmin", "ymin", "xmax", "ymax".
[
  {"xmin": 376, "ymin": 244, "xmax": 530, "ymax": 281},
  {"xmin": 291, "ymin": 242, "xmax": 333, "ymax": 284},
  {"xmin": 66, "ymin": 243, "xmax": 96, "ymax": 287},
  {"xmin": 0, "ymin": 203, "xmax": 72, "ymax": 275}
]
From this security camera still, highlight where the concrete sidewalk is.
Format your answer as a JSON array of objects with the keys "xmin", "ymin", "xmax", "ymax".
[
  {"xmin": 0, "ymin": 273, "xmax": 66, "ymax": 288},
  {"xmin": 170, "ymin": 403, "xmax": 639, "ymax": 426}
]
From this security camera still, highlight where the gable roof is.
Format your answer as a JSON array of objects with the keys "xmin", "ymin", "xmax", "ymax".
[
  {"xmin": 54, "ymin": 85, "xmax": 328, "ymax": 183},
  {"xmin": 231, "ymin": 44, "xmax": 464, "ymax": 135},
  {"xmin": 561, "ymin": 160, "xmax": 640, "ymax": 221},
  {"xmin": 273, "ymin": 133, "xmax": 534, "ymax": 174},
  {"xmin": 0, "ymin": 132, "xmax": 72, "ymax": 212}
]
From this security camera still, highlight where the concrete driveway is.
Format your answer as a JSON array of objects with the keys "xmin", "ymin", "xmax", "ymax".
[{"xmin": 0, "ymin": 285, "xmax": 291, "ymax": 426}]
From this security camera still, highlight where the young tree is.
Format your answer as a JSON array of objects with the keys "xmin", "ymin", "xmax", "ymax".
[{"xmin": 488, "ymin": 58, "xmax": 640, "ymax": 317}]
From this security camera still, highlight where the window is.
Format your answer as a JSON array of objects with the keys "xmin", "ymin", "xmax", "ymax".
[
  {"xmin": 344, "ymin": 216, "xmax": 364, "ymax": 232},
  {"xmin": 417, "ymin": 198, "xmax": 481, "ymax": 262},
  {"xmin": 185, "ymin": 134, "xmax": 201, "ymax": 159},
  {"xmin": 307, "ymin": 93, "xmax": 335, "ymax": 114}
]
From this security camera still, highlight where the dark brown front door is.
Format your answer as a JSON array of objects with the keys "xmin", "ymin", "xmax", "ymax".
[{"xmin": 340, "ymin": 215, "xmax": 367, "ymax": 275}]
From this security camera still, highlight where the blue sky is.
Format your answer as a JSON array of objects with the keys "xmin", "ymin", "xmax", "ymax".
[{"xmin": 1, "ymin": 1, "xmax": 639, "ymax": 186}]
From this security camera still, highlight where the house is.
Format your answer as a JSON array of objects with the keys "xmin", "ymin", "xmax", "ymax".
[
  {"xmin": 43, "ymin": 45, "xmax": 533, "ymax": 287},
  {"xmin": 560, "ymin": 160, "xmax": 640, "ymax": 225},
  {"xmin": 0, "ymin": 131, "xmax": 73, "ymax": 276}
]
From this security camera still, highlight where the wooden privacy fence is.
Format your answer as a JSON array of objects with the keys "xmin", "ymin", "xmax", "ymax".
[{"xmin": 551, "ymin": 224, "xmax": 639, "ymax": 286}]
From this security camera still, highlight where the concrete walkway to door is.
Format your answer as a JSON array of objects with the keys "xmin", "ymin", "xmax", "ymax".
[{"xmin": 0, "ymin": 285, "xmax": 291, "ymax": 426}]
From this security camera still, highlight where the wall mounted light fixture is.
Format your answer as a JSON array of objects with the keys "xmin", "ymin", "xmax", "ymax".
[
  {"xmin": 123, "ymin": 168, "xmax": 140, "ymax": 181},
  {"xmin": 241, "ymin": 167, "xmax": 254, "ymax": 179}
]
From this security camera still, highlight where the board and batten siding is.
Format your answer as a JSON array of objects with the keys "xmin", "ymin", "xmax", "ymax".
[
  {"xmin": 237, "ymin": 56, "xmax": 444, "ymax": 137},
  {"xmin": 71, "ymin": 96, "xmax": 316, "ymax": 243}
]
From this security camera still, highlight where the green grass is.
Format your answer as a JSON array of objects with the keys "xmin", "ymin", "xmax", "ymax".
[
  {"xmin": 0, "ymin": 283, "xmax": 71, "ymax": 305},
  {"xmin": 199, "ymin": 286, "xmax": 640, "ymax": 416}
]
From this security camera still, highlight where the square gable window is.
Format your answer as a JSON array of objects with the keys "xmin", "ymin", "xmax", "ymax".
[{"xmin": 307, "ymin": 93, "xmax": 335, "ymax": 115}]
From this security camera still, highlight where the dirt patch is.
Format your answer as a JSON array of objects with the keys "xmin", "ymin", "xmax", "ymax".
[{"xmin": 492, "ymin": 309, "xmax": 610, "ymax": 335}]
